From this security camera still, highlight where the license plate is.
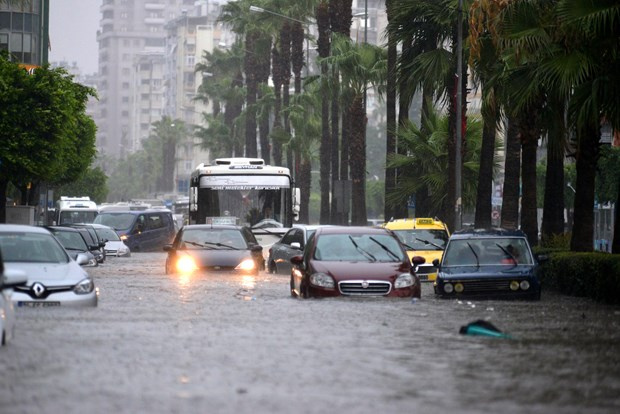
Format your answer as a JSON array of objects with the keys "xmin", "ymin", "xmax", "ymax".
[
  {"xmin": 18, "ymin": 301, "xmax": 61, "ymax": 308},
  {"xmin": 418, "ymin": 274, "xmax": 429, "ymax": 281}
]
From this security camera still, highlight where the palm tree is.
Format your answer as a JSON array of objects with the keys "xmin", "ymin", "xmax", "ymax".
[
  {"xmin": 325, "ymin": 34, "xmax": 387, "ymax": 225},
  {"xmin": 150, "ymin": 117, "xmax": 186, "ymax": 193}
]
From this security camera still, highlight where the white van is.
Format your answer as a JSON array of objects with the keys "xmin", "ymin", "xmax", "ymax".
[{"xmin": 55, "ymin": 196, "xmax": 98, "ymax": 225}]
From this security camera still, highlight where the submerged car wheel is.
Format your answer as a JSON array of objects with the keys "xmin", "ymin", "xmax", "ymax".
[{"xmin": 269, "ymin": 261, "xmax": 277, "ymax": 274}]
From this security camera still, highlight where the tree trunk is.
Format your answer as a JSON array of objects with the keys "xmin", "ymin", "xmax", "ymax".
[
  {"xmin": 244, "ymin": 31, "xmax": 258, "ymax": 157},
  {"xmin": 271, "ymin": 45, "xmax": 283, "ymax": 166},
  {"xmin": 474, "ymin": 84, "xmax": 496, "ymax": 229},
  {"xmin": 384, "ymin": 0, "xmax": 397, "ymax": 222},
  {"xmin": 0, "ymin": 177, "xmax": 8, "ymax": 223},
  {"xmin": 350, "ymin": 95, "xmax": 367, "ymax": 225},
  {"xmin": 541, "ymin": 107, "xmax": 566, "ymax": 245},
  {"xmin": 612, "ymin": 177, "xmax": 620, "ymax": 254},
  {"xmin": 330, "ymin": 67, "xmax": 340, "ymax": 224},
  {"xmin": 299, "ymin": 156, "xmax": 312, "ymax": 224},
  {"xmin": 570, "ymin": 121, "xmax": 600, "ymax": 252},
  {"xmin": 339, "ymin": 108, "xmax": 350, "ymax": 224},
  {"xmin": 317, "ymin": 2, "xmax": 331, "ymax": 224},
  {"xmin": 501, "ymin": 116, "xmax": 521, "ymax": 229},
  {"xmin": 520, "ymin": 117, "xmax": 539, "ymax": 246}
]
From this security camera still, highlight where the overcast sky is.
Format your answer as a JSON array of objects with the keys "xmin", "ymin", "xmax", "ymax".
[{"xmin": 49, "ymin": 0, "xmax": 100, "ymax": 74}]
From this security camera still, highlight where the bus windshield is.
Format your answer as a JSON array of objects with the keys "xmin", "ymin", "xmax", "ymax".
[{"xmin": 196, "ymin": 187, "xmax": 290, "ymax": 227}]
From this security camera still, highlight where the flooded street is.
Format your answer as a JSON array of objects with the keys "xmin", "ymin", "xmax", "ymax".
[{"xmin": 1, "ymin": 252, "xmax": 619, "ymax": 414}]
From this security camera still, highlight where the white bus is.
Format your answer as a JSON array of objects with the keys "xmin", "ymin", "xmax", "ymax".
[
  {"xmin": 189, "ymin": 158, "xmax": 299, "ymax": 231},
  {"xmin": 54, "ymin": 196, "xmax": 98, "ymax": 225}
]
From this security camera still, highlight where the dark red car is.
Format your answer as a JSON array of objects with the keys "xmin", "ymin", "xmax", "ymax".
[{"xmin": 290, "ymin": 226, "xmax": 424, "ymax": 299}]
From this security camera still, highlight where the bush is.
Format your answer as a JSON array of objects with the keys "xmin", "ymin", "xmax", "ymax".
[{"xmin": 540, "ymin": 252, "xmax": 620, "ymax": 304}]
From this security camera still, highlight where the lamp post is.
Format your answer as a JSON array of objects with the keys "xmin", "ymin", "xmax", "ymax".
[{"xmin": 455, "ymin": 0, "xmax": 463, "ymax": 230}]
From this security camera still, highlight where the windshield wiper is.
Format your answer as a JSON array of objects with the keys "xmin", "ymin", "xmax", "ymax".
[
  {"xmin": 348, "ymin": 236, "xmax": 376, "ymax": 262},
  {"xmin": 496, "ymin": 243, "xmax": 518, "ymax": 266},
  {"xmin": 415, "ymin": 237, "xmax": 443, "ymax": 250},
  {"xmin": 183, "ymin": 241, "xmax": 215, "ymax": 249},
  {"xmin": 466, "ymin": 242, "xmax": 480, "ymax": 267},
  {"xmin": 369, "ymin": 237, "xmax": 400, "ymax": 261}
]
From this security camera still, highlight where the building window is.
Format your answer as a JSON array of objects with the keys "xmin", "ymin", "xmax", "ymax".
[
  {"xmin": 122, "ymin": 67, "xmax": 130, "ymax": 76},
  {"xmin": 123, "ymin": 39, "xmax": 130, "ymax": 46},
  {"xmin": 122, "ymin": 82, "xmax": 129, "ymax": 88},
  {"xmin": 0, "ymin": 33, "xmax": 7, "ymax": 52},
  {"xmin": 121, "ymin": 110, "xmax": 129, "ymax": 117},
  {"xmin": 122, "ymin": 96, "xmax": 129, "ymax": 103}
]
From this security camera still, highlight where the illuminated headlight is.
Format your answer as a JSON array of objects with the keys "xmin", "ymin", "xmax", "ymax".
[
  {"xmin": 454, "ymin": 283, "xmax": 464, "ymax": 293},
  {"xmin": 510, "ymin": 281, "xmax": 520, "ymax": 291},
  {"xmin": 395, "ymin": 273, "xmax": 414, "ymax": 288},
  {"xmin": 235, "ymin": 259, "xmax": 256, "ymax": 271},
  {"xmin": 520, "ymin": 280, "xmax": 530, "ymax": 290},
  {"xmin": 309, "ymin": 272, "xmax": 335, "ymax": 289},
  {"xmin": 74, "ymin": 278, "xmax": 94, "ymax": 295},
  {"xmin": 120, "ymin": 234, "xmax": 128, "ymax": 241},
  {"xmin": 176, "ymin": 256, "xmax": 197, "ymax": 273},
  {"xmin": 443, "ymin": 283, "xmax": 454, "ymax": 293}
]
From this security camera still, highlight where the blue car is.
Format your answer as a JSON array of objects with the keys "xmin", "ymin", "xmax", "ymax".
[{"xmin": 433, "ymin": 228, "xmax": 542, "ymax": 300}]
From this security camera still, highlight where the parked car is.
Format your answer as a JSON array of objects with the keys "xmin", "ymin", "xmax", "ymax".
[
  {"xmin": 45, "ymin": 226, "xmax": 99, "ymax": 267},
  {"xmin": 384, "ymin": 217, "xmax": 450, "ymax": 282},
  {"xmin": 290, "ymin": 226, "xmax": 424, "ymax": 299},
  {"xmin": 62, "ymin": 223, "xmax": 107, "ymax": 263},
  {"xmin": 164, "ymin": 225, "xmax": 264, "ymax": 275},
  {"xmin": 433, "ymin": 228, "xmax": 542, "ymax": 300},
  {"xmin": 0, "ymin": 249, "xmax": 28, "ymax": 345},
  {"xmin": 0, "ymin": 224, "xmax": 98, "ymax": 307},
  {"xmin": 94, "ymin": 209, "xmax": 176, "ymax": 252},
  {"xmin": 268, "ymin": 225, "xmax": 326, "ymax": 275},
  {"xmin": 86, "ymin": 223, "xmax": 131, "ymax": 257}
]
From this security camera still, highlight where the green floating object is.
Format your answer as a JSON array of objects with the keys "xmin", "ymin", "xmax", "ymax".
[{"xmin": 459, "ymin": 320, "xmax": 513, "ymax": 339}]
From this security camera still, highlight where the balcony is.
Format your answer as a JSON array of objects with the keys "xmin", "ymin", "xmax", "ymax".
[
  {"xmin": 144, "ymin": 17, "xmax": 165, "ymax": 25},
  {"xmin": 145, "ymin": 3, "xmax": 166, "ymax": 11}
]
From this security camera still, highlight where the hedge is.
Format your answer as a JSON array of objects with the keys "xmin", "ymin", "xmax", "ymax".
[{"xmin": 538, "ymin": 251, "xmax": 620, "ymax": 305}]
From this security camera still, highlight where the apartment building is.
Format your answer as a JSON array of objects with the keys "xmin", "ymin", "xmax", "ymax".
[{"xmin": 0, "ymin": 0, "xmax": 49, "ymax": 66}]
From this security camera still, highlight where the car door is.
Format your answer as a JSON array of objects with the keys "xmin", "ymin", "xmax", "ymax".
[{"xmin": 276, "ymin": 228, "xmax": 304, "ymax": 275}]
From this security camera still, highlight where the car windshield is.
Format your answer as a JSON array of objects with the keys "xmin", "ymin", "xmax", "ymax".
[
  {"xmin": 94, "ymin": 213, "xmax": 136, "ymax": 231},
  {"xmin": 393, "ymin": 229, "xmax": 449, "ymax": 251},
  {"xmin": 314, "ymin": 234, "xmax": 404, "ymax": 262},
  {"xmin": 442, "ymin": 237, "xmax": 533, "ymax": 266},
  {"xmin": 59, "ymin": 210, "xmax": 98, "ymax": 225},
  {"xmin": 95, "ymin": 227, "xmax": 121, "ymax": 241},
  {"xmin": 50, "ymin": 230, "xmax": 88, "ymax": 251},
  {"xmin": 0, "ymin": 232, "xmax": 69, "ymax": 263},
  {"xmin": 180, "ymin": 229, "xmax": 248, "ymax": 250}
]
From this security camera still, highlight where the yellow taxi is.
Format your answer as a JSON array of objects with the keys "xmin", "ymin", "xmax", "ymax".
[{"xmin": 384, "ymin": 218, "xmax": 450, "ymax": 282}]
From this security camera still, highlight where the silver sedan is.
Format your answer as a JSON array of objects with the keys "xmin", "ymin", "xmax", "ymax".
[{"xmin": 0, "ymin": 225, "xmax": 98, "ymax": 307}]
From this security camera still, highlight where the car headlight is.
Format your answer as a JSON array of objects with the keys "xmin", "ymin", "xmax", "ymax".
[
  {"xmin": 74, "ymin": 278, "xmax": 95, "ymax": 295},
  {"xmin": 520, "ymin": 280, "xmax": 530, "ymax": 290},
  {"xmin": 395, "ymin": 273, "xmax": 414, "ymax": 288},
  {"xmin": 309, "ymin": 272, "xmax": 335, "ymax": 289},
  {"xmin": 120, "ymin": 234, "xmax": 128, "ymax": 241},
  {"xmin": 454, "ymin": 283, "xmax": 464, "ymax": 293},
  {"xmin": 510, "ymin": 281, "xmax": 520, "ymax": 291},
  {"xmin": 176, "ymin": 255, "xmax": 197, "ymax": 273},
  {"xmin": 443, "ymin": 283, "xmax": 454, "ymax": 293},
  {"xmin": 235, "ymin": 259, "xmax": 256, "ymax": 271}
]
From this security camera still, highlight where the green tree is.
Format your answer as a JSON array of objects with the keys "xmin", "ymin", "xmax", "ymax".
[
  {"xmin": 150, "ymin": 117, "xmax": 186, "ymax": 194},
  {"xmin": 55, "ymin": 167, "xmax": 109, "ymax": 204},
  {"xmin": 0, "ymin": 56, "xmax": 96, "ymax": 222}
]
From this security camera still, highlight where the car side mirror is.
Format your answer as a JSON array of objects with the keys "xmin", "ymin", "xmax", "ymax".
[
  {"xmin": 290, "ymin": 255, "xmax": 303, "ymax": 266},
  {"xmin": 2, "ymin": 268, "xmax": 28, "ymax": 288},
  {"xmin": 432, "ymin": 258, "xmax": 440, "ymax": 267},
  {"xmin": 75, "ymin": 253, "xmax": 90, "ymax": 266},
  {"xmin": 536, "ymin": 254, "xmax": 549, "ymax": 263},
  {"xmin": 290, "ymin": 242, "xmax": 301, "ymax": 250},
  {"xmin": 411, "ymin": 256, "xmax": 426, "ymax": 266},
  {"xmin": 89, "ymin": 244, "xmax": 100, "ymax": 251}
]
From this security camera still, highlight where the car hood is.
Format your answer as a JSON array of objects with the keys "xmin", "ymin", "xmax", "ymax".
[
  {"xmin": 438, "ymin": 264, "xmax": 536, "ymax": 280},
  {"xmin": 4, "ymin": 262, "xmax": 89, "ymax": 286},
  {"xmin": 105, "ymin": 241, "xmax": 128, "ymax": 249},
  {"xmin": 311, "ymin": 260, "xmax": 410, "ymax": 282},
  {"xmin": 177, "ymin": 249, "xmax": 254, "ymax": 268}
]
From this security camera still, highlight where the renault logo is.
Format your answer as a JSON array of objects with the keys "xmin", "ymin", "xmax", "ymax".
[
  {"xmin": 32, "ymin": 283, "xmax": 46, "ymax": 298},
  {"xmin": 361, "ymin": 280, "xmax": 369, "ymax": 289}
]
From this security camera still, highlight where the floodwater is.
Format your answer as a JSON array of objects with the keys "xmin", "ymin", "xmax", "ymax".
[{"xmin": 1, "ymin": 252, "xmax": 619, "ymax": 414}]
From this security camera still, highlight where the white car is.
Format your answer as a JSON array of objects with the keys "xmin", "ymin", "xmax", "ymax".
[
  {"xmin": 0, "ymin": 256, "xmax": 28, "ymax": 345},
  {"xmin": 0, "ymin": 225, "xmax": 98, "ymax": 307},
  {"xmin": 88, "ymin": 223, "xmax": 131, "ymax": 257}
]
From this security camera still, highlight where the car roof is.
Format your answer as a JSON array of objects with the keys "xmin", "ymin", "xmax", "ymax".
[
  {"xmin": 181, "ymin": 224, "xmax": 245, "ymax": 231},
  {"xmin": 315, "ymin": 226, "xmax": 393, "ymax": 236},
  {"xmin": 292, "ymin": 224, "xmax": 331, "ymax": 231},
  {"xmin": 384, "ymin": 217, "xmax": 448, "ymax": 231},
  {"xmin": 45, "ymin": 226, "xmax": 82, "ymax": 233},
  {"xmin": 450, "ymin": 228, "xmax": 527, "ymax": 239},
  {"xmin": 97, "ymin": 209, "xmax": 172, "ymax": 215},
  {"xmin": 0, "ymin": 224, "xmax": 51, "ymax": 234}
]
